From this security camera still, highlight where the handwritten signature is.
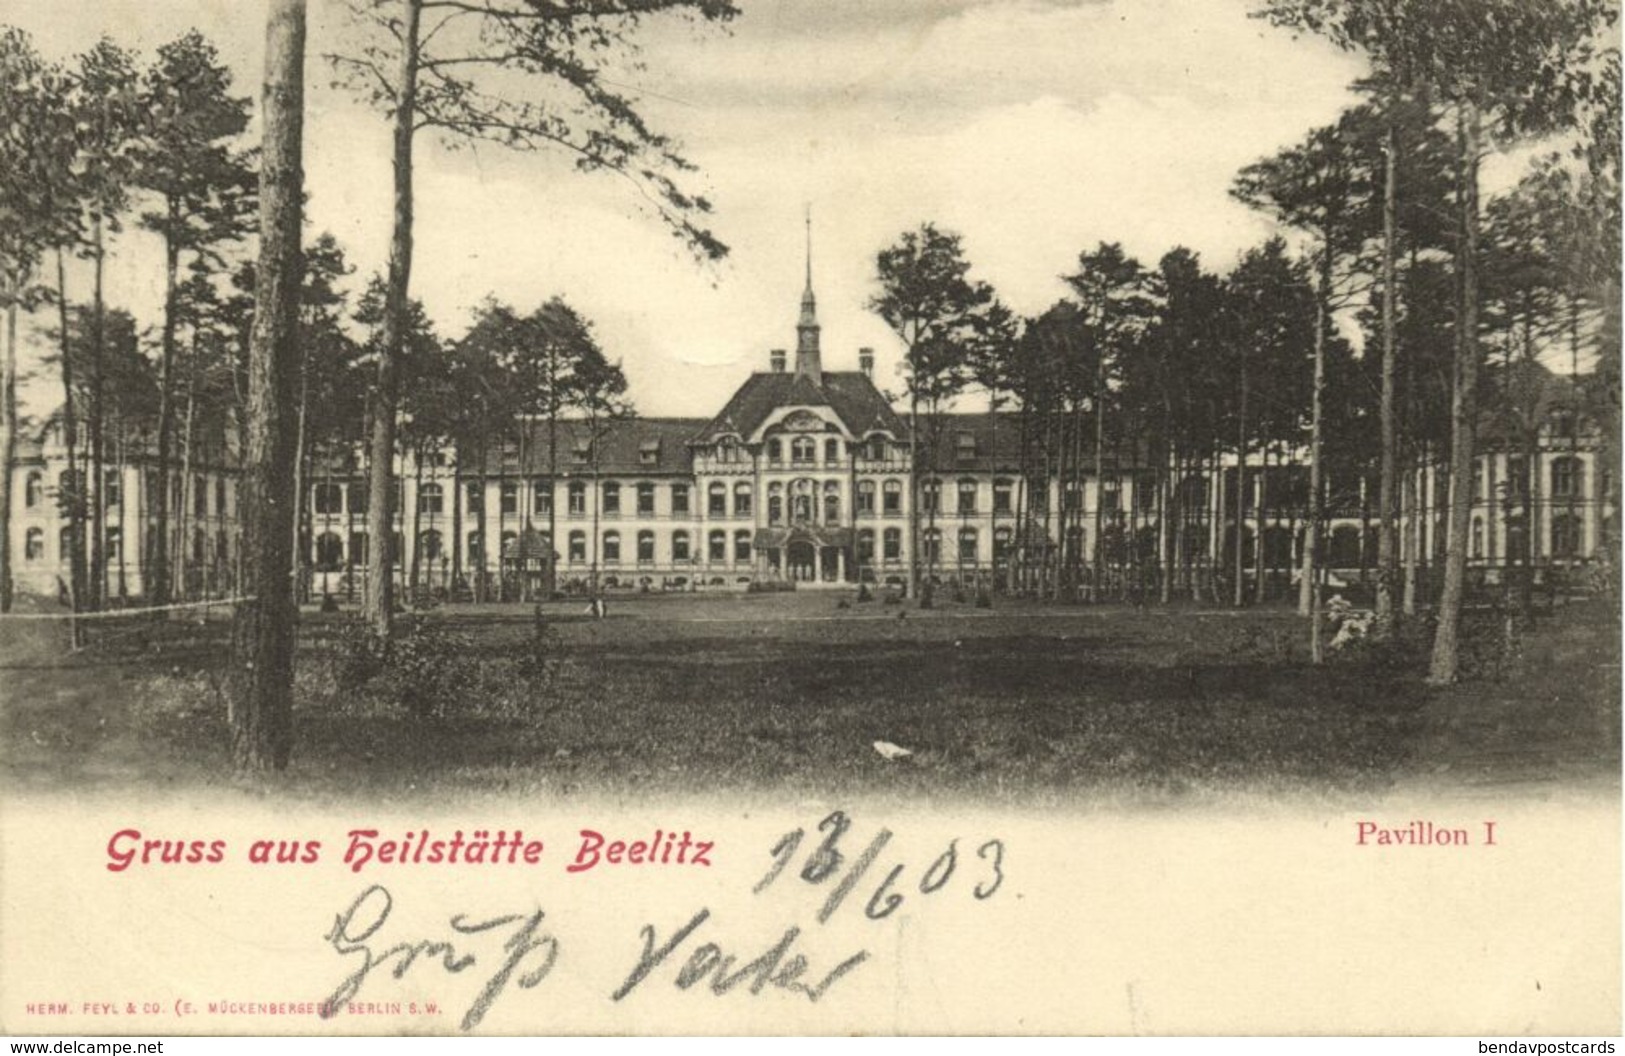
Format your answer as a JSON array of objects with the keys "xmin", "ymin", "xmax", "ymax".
[{"xmin": 321, "ymin": 885, "xmax": 559, "ymax": 1032}]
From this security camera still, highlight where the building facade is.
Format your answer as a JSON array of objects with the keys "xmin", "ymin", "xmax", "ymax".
[{"xmin": 7, "ymin": 269, "xmax": 1614, "ymax": 603}]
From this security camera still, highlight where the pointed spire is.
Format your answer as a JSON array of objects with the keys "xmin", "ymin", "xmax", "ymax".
[{"xmin": 796, "ymin": 204, "xmax": 822, "ymax": 382}]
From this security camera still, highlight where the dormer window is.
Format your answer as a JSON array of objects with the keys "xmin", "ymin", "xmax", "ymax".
[
  {"xmin": 955, "ymin": 432, "xmax": 977, "ymax": 463},
  {"xmin": 640, "ymin": 439, "xmax": 661, "ymax": 466},
  {"xmin": 571, "ymin": 439, "xmax": 592, "ymax": 465}
]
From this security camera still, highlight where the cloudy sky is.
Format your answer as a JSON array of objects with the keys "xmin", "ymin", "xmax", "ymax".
[{"xmin": 12, "ymin": 0, "xmax": 1376, "ymax": 417}]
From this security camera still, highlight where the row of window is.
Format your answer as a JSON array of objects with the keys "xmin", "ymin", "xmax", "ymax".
[
  {"xmin": 22, "ymin": 471, "xmax": 230, "ymax": 517},
  {"xmin": 1468, "ymin": 456, "xmax": 1588, "ymax": 502},
  {"xmin": 21, "ymin": 525, "xmax": 227, "ymax": 565}
]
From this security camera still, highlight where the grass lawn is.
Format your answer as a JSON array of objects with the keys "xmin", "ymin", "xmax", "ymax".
[{"xmin": 1, "ymin": 591, "xmax": 1617, "ymax": 806}]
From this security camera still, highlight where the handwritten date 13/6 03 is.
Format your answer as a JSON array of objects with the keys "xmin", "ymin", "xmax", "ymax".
[{"xmin": 754, "ymin": 811, "xmax": 1006, "ymax": 924}]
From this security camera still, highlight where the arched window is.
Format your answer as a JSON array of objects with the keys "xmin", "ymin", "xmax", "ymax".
[
  {"xmin": 734, "ymin": 482, "xmax": 753, "ymax": 517},
  {"xmin": 734, "ymin": 529, "xmax": 752, "ymax": 563},
  {"xmin": 791, "ymin": 436, "xmax": 815, "ymax": 465},
  {"xmin": 993, "ymin": 478, "xmax": 1013, "ymax": 514},
  {"xmin": 419, "ymin": 529, "xmax": 443, "ymax": 562},
  {"xmin": 1552, "ymin": 457, "xmax": 1584, "ymax": 499},
  {"xmin": 882, "ymin": 479, "xmax": 902, "ymax": 516},
  {"xmin": 922, "ymin": 527, "xmax": 942, "ymax": 565},
  {"xmin": 823, "ymin": 481, "xmax": 840, "ymax": 524},
  {"xmin": 24, "ymin": 527, "xmax": 43, "ymax": 561},
  {"xmin": 824, "ymin": 438, "xmax": 840, "ymax": 465},
  {"xmin": 672, "ymin": 530, "xmax": 691, "ymax": 562},
  {"xmin": 637, "ymin": 530, "xmax": 655, "ymax": 563},
  {"xmin": 314, "ymin": 482, "xmax": 343, "ymax": 515},
  {"xmin": 467, "ymin": 531, "xmax": 483, "ymax": 564},
  {"xmin": 857, "ymin": 528, "xmax": 875, "ymax": 563},
  {"xmin": 500, "ymin": 481, "xmax": 519, "ymax": 515},
  {"xmin": 768, "ymin": 483, "xmax": 784, "ymax": 526},
  {"xmin": 601, "ymin": 482, "xmax": 620, "ymax": 516},
  {"xmin": 708, "ymin": 482, "xmax": 727, "ymax": 517},
  {"xmin": 1552, "ymin": 513, "xmax": 1583, "ymax": 558},
  {"xmin": 708, "ymin": 529, "xmax": 727, "ymax": 562},
  {"xmin": 58, "ymin": 469, "xmax": 76, "ymax": 501},
  {"xmin": 791, "ymin": 479, "xmax": 814, "ymax": 523},
  {"xmin": 993, "ymin": 526, "xmax": 1013, "ymax": 562},
  {"xmin": 568, "ymin": 481, "xmax": 586, "ymax": 515},
  {"xmin": 921, "ymin": 478, "xmax": 941, "ymax": 514},
  {"xmin": 24, "ymin": 471, "xmax": 41, "ymax": 508},
  {"xmin": 856, "ymin": 480, "xmax": 876, "ymax": 515},
  {"xmin": 1471, "ymin": 517, "xmax": 1484, "ymax": 559},
  {"xmin": 637, "ymin": 482, "xmax": 656, "ymax": 516},
  {"xmin": 568, "ymin": 530, "xmax": 586, "ymax": 563},
  {"xmin": 533, "ymin": 479, "xmax": 552, "ymax": 514},
  {"xmin": 418, "ymin": 482, "xmax": 443, "ymax": 515},
  {"xmin": 315, "ymin": 532, "xmax": 344, "ymax": 571},
  {"xmin": 602, "ymin": 530, "xmax": 621, "ymax": 563},
  {"xmin": 957, "ymin": 479, "xmax": 977, "ymax": 514},
  {"xmin": 959, "ymin": 527, "xmax": 978, "ymax": 564},
  {"xmin": 767, "ymin": 438, "xmax": 783, "ymax": 464},
  {"xmin": 883, "ymin": 528, "xmax": 902, "ymax": 562},
  {"xmin": 671, "ymin": 484, "xmax": 690, "ymax": 516}
]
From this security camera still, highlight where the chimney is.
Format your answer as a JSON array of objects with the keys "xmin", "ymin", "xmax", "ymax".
[
  {"xmin": 770, "ymin": 348, "xmax": 786, "ymax": 373},
  {"xmin": 858, "ymin": 347, "xmax": 875, "ymax": 380}
]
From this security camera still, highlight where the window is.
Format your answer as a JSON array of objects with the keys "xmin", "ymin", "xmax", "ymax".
[
  {"xmin": 350, "ymin": 531, "xmax": 369, "ymax": 566},
  {"xmin": 637, "ymin": 482, "xmax": 656, "ymax": 516},
  {"xmin": 315, "ymin": 482, "xmax": 343, "ymax": 515},
  {"xmin": 857, "ymin": 528, "xmax": 875, "ymax": 563},
  {"xmin": 216, "ymin": 478, "xmax": 228, "ymax": 516},
  {"xmin": 1101, "ymin": 482, "xmax": 1121, "ymax": 512},
  {"xmin": 315, "ymin": 532, "xmax": 344, "ymax": 572},
  {"xmin": 215, "ymin": 530, "xmax": 228, "ymax": 566},
  {"xmin": 868, "ymin": 437, "xmax": 887, "ymax": 461},
  {"xmin": 708, "ymin": 483, "xmax": 727, "ymax": 517},
  {"xmin": 194, "ymin": 476, "xmax": 208, "ymax": 517},
  {"xmin": 571, "ymin": 439, "xmax": 591, "ymax": 465},
  {"xmin": 715, "ymin": 439, "xmax": 737, "ymax": 463},
  {"xmin": 672, "ymin": 530, "xmax": 691, "ymax": 562},
  {"xmin": 1552, "ymin": 514, "xmax": 1583, "ymax": 558},
  {"xmin": 857, "ymin": 480, "xmax": 876, "ymax": 515},
  {"xmin": 923, "ymin": 528, "xmax": 941, "ymax": 564},
  {"xmin": 533, "ymin": 480, "xmax": 551, "ymax": 515},
  {"xmin": 994, "ymin": 526, "xmax": 1013, "ymax": 562},
  {"xmin": 734, "ymin": 529, "xmax": 752, "ymax": 563},
  {"xmin": 959, "ymin": 527, "xmax": 978, "ymax": 564},
  {"xmin": 25, "ymin": 471, "xmax": 41, "ymax": 508},
  {"xmin": 418, "ymin": 482, "xmax": 444, "ymax": 515},
  {"xmin": 349, "ymin": 481, "xmax": 369, "ymax": 515},
  {"xmin": 501, "ymin": 482, "xmax": 519, "ymax": 515},
  {"xmin": 767, "ymin": 439, "xmax": 783, "ymax": 465},
  {"xmin": 603, "ymin": 530, "xmax": 621, "ymax": 563},
  {"xmin": 1552, "ymin": 457, "xmax": 1584, "ymax": 499},
  {"xmin": 602, "ymin": 482, "xmax": 620, "ymax": 517},
  {"xmin": 1030, "ymin": 484, "xmax": 1047, "ymax": 513},
  {"xmin": 922, "ymin": 479, "xmax": 941, "ymax": 515},
  {"xmin": 105, "ymin": 469, "xmax": 122, "ymax": 508},
  {"xmin": 671, "ymin": 484, "xmax": 690, "ymax": 516},
  {"xmin": 639, "ymin": 440, "xmax": 660, "ymax": 466},
  {"xmin": 734, "ymin": 482, "xmax": 752, "ymax": 518},
  {"xmin": 464, "ymin": 482, "xmax": 482, "ymax": 515},
  {"xmin": 824, "ymin": 438, "xmax": 840, "ymax": 465},
  {"xmin": 1470, "ymin": 464, "xmax": 1484, "ymax": 504},
  {"xmin": 1504, "ymin": 457, "xmax": 1528, "ymax": 499},
  {"xmin": 883, "ymin": 528, "xmax": 902, "ymax": 562},
  {"xmin": 955, "ymin": 432, "xmax": 977, "ymax": 463},
  {"xmin": 823, "ymin": 482, "xmax": 840, "ymax": 524},
  {"xmin": 1136, "ymin": 475, "xmax": 1157, "ymax": 510},
  {"xmin": 467, "ymin": 531, "xmax": 483, "ymax": 564},
  {"xmin": 958, "ymin": 479, "xmax": 977, "ymax": 514},
  {"xmin": 791, "ymin": 437, "xmax": 815, "ymax": 465},
  {"xmin": 993, "ymin": 479, "xmax": 1013, "ymax": 514},
  {"xmin": 192, "ymin": 528, "xmax": 206, "ymax": 564},
  {"xmin": 105, "ymin": 526, "xmax": 121, "ymax": 562},
  {"xmin": 501, "ymin": 530, "xmax": 518, "ymax": 559},
  {"xmin": 59, "ymin": 526, "xmax": 71, "ymax": 560},
  {"xmin": 24, "ymin": 527, "xmax": 43, "ymax": 561},
  {"xmin": 419, "ymin": 529, "xmax": 443, "ymax": 562},
  {"xmin": 391, "ymin": 532, "xmax": 402, "ymax": 564},
  {"xmin": 637, "ymin": 530, "xmax": 655, "ymax": 563},
  {"xmin": 1471, "ymin": 517, "xmax": 1484, "ymax": 559},
  {"xmin": 768, "ymin": 484, "xmax": 784, "ymax": 526},
  {"xmin": 569, "ymin": 531, "xmax": 586, "ymax": 563},
  {"xmin": 883, "ymin": 479, "xmax": 902, "ymax": 516},
  {"xmin": 709, "ymin": 529, "xmax": 727, "ymax": 562},
  {"xmin": 1064, "ymin": 481, "xmax": 1081, "ymax": 511},
  {"xmin": 568, "ymin": 482, "xmax": 587, "ymax": 516}
]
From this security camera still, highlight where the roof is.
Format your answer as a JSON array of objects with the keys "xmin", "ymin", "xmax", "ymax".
[
  {"xmin": 501, "ymin": 417, "xmax": 707, "ymax": 475},
  {"xmin": 915, "ymin": 412, "xmax": 1157, "ymax": 473},
  {"xmin": 696, "ymin": 370, "xmax": 905, "ymax": 441}
]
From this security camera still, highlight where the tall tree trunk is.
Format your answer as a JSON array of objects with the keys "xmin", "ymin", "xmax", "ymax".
[
  {"xmin": 89, "ymin": 216, "xmax": 106, "ymax": 611},
  {"xmin": 230, "ymin": 0, "xmax": 305, "ymax": 772},
  {"xmin": 1428, "ymin": 101, "xmax": 1482, "ymax": 685},
  {"xmin": 1376, "ymin": 122, "xmax": 1400, "ymax": 626},
  {"xmin": 1254, "ymin": 443, "xmax": 1269, "ymax": 604},
  {"xmin": 292, "ymin": 361, "xmax": 309, "ymax": 604},
  {"xmin": 55, "ymin": 250, "xmax": 84, "ymax": 644},
  {"xmin": 363, "ymin": 0, "xmax": 421, "ymax": 638},
  {"xmin": 1234, "ymin": 356, "xmax": 1249, "ymax": 607},
  {"xmin": 1091, "ymin": 365, "xmax": 1106, "ymax": 603},
  {"xmin": 177, "ymin": 341, "xmax": 198, "ymax": 601},
  {"xmin": 0, "ymin": 287, "xmax": 16, "ymax": 613},
  {"xmin": 153, "ymin": 215, "xmax": 179, "ymax": 608},
  {"xmin": 908, "ymin": 389, "xmax": 921, "ymax": 602},
  {"xmin": 1304, "ymin": 244, "xmax": 1330, "ymax": 663}
]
